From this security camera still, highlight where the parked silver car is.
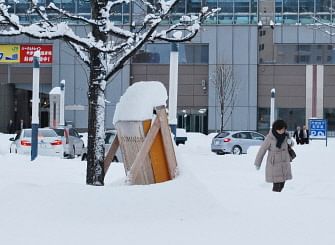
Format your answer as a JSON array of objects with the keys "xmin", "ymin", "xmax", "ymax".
[
  {"xmin": 211, "ymin": 131, "xmax": 265, "ymax": 155},
  {"xmin": 9, "ymin": 128, "xmax": 63, "ymax": 157},
  {"xmin": 81, "ymin": 130, "xmax": 122, "ymax": 162},
  {"xmin": 53, "ymin": 127, "xmax": 85, "ymax": 158}
]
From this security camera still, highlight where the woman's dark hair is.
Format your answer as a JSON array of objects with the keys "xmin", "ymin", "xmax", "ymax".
[{"xmin": 272, "ymin": 119, "xmax": 287, "ymax": 130}]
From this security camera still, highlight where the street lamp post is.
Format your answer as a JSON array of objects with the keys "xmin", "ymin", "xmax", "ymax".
[
  {"xmin": 270, "ymin": 88, "xmax": 276, "ymax": 128},
  {"xmin": 168, "ymin": 43, "xmax": 179, "ymax": 138},
  {"xmin": 60, "ymin": 80, "xmax": 65, "ymax": 126},
  {"xmin": 31, "ymin": 50, "xmax": 40, "ymax": 161}
]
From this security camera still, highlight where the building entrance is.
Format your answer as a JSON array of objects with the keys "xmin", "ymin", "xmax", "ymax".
[{"xmin": 178, "ymin": 108, "xmax": 208, "ymax": 134}]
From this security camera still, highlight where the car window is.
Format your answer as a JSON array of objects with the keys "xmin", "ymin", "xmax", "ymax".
[
  {"xmin": 69, "ymin": 128, "xmax": 80, "ymax": 137},
  {"xmin": 233, "ymin": 132, "xmax": 252, "ymax": 139},
  {"xmin": 251, "ymin": 132, "xmax": 264, "ymax": 140},
  {"xmin": 216, "ymin": 132, "xmax": 230, "ymax": 138},
  {"xmin": 24, "ymin": 129, "xmax": 57, "ymax": 137},
  {"xmin": 105, "ymin": 132, "xmax": 116, "ymax": 144},
  {"xmin": 241, "ymin": 132, "xmax": 252, "ymax": 139},
  {"xmin": 53, "ymin": 129, "xmax": 64, "ymax": 136},
  {"xmin": 39, "ymin": 129, "xmax": 58, "ymax": 137},
  {"xmin": 232, "ymin": 133, "xmax": 240, "ymax": 138}
]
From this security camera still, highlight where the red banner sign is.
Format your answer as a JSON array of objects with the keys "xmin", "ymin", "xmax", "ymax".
[{"xmin": 20, "ymin": 45, "xmax": 53, "ymax": 64}]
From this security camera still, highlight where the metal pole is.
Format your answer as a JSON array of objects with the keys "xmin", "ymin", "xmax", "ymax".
[
  {"xmin": 31, "ymin": 51, "xmax": 40, "ymax": 161},
  {"xmin": 270, "ymin": 88, "xmax": 276, "ymax": 129},
  {"xmin": 168, "ymin": 43, "xmax": 179, "ymax": 138},
  {"xmin": 60, "ymin": 80, "xmax": 65, "ymax": 126}
]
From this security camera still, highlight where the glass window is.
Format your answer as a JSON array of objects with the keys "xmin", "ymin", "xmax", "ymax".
[
  {"xmin": 235, "ymin": 0, "xmax": 250, "ymax": 13},
  {"xmin": 133, "ymin": 44, "xmax": 208, "ymax": 64},
  {"xmin": 316, "ymin": 14, "xmax": 331, "ymax": 23},
  {"xmin": 283, "ymin": 0, "xmax": 298, "ymax": 13},
  {"xmin": 15, "ymin": 0, "xmax": 30, "ymax": 14},
  {"xmin": 218, "ymin": 0, "xmax": 234, "ymax": 24},
  {"xmin": 275, "ymin": 0, "xmax": 283, "ymax": 14},
  {"xmin": 218, "ymin": 0, "xmax": 234, "ymax": 13},
  {"xmin": 170, "ymin": 0, "xmax": 186, "ymax": 14},
  {"xmin": 5, "ymin": 0, "xmax": 15, "ymax": 13},
  {"xmin": 278, "ymin": 108, "xmax": 305, "ymax": 131},
  {"xmin": 257, "ymin": 108, "xmax": 270, "ymax": 131},
  {"xmin": 283, "ymin": 0, "xmax": 298, "ymax": 23},
  {"xmin": 132, "ymin": 44, "xmax": 169, "ymax": 63},
  {"xmin": 77, "ymin": 0, "xmax": 90, "ymax": 14},
  {"xmin": 251, "ymin": 0, "xmax": 257, "ymax": 14},
  {"xmin": 316, "ymin": 0, "xmax": 331, "ymax": 13},
  {"xmin": 204, "ymin": 0, "xmax": 218, "ymax": 9},
  {"xmin": 187, "ymin": 0, "xmax": 202, "ymax": 13},
  {"xmin": 61, "ymin": 0, "xmax": 75, "ymax": 13},
  {"xmin": 324, "ymin": 108, "xmax": 335, "ymax": 130},
  {"xmin": 47, "ymin": 0, "xmax": 61, "ymax": 9},
  {"xmin": 299, "ymin": 0, "xmax": 314, "ymax": 14},
  {"xmin": 179, "ymin": 44, "xmax": 209, "ymax": 64}
]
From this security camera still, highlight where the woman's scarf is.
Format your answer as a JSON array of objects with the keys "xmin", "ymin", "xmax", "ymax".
[{"xmin": 271, "ymin": 128, "xmax": 287, "ymax": 149}]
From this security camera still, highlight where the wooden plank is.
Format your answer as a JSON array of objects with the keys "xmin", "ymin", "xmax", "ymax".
[
  {"xmin": 155, "ymin": 106, "xmax": 178, "ymax": 179},
  {"xmin": 116, "ymin": 121, "xmax": 155, "ymax": 184},
  {"xmin": 103, "ymin": 136, "xmax": 119, "ymax": 174},
  {"xmin": 144, "ymin": 118, "xmax": 171, "ymax": 183},
  {"xmin": 128, "ymin": 117, "xmax": 161, "ymax": 184}
]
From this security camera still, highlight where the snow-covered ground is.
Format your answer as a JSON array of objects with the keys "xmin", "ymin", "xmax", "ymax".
[{"xmin": 0, "ymin": 132, "xmax": 334, "ymax": 245}]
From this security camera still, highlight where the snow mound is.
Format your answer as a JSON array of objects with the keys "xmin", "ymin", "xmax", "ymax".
[{"xmin": 113, "ymin": 81, "xmax": 167, "ymax": 124}]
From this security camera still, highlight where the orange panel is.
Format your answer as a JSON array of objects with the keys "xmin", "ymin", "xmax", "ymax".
[{"xmin": 143, "ymin": 120, "xmax": 171, "ymax": 183}]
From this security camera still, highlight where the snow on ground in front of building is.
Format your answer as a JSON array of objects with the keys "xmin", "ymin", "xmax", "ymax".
[{"xmin": 0, "ymin": 132, "xmax": 334, "ymax": 245}]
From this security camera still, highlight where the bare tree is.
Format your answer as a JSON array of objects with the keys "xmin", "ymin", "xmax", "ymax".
[
  {"xmin": 0, "ymin": 0, "xmax": 219, "ymax": 185},
  {"xmin": 210, "ymin": 64, "xmax": 239, "ymax": 132}
]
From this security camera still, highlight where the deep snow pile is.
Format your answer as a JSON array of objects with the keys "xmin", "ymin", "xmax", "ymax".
[{"xmin": 0, "ymin": 132, "xmax": 334, "ymax": 245}]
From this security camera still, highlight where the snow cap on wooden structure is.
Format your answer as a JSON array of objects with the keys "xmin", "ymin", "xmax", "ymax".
[{"xmin": 113, "ymin": 81, "xmax": 168, "ymax": 124}]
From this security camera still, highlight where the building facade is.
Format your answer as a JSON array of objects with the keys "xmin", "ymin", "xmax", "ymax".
[{"xmin": 1, "ymin": 0, "xmax": 335, "ymax": 134}]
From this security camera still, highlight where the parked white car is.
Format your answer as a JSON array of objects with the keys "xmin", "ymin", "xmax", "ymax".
[
  {"xmin": 53, "ymin": 127, "xmax": 85, "ymax": 158},
  {"xmin": 9, "ymin": 128, "xmax": 63, "ymax": 157}
]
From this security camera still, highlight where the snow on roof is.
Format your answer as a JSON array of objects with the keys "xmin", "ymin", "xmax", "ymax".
[{"xmin": 113, "ymin": 81, "xmax": 167, "ymax": 124}]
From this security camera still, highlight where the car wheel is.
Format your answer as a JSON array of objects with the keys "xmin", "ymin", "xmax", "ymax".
[
  {"xmin": 232, "ymin": 145, "xmax": 242, "ymax": 155},
  {"xmin": 77, "ymin": 144, "xmax": 84, "ymax": 157},
  {"xmin": 81, "ymin": 153, "xmax": 87, "ymax": 161},
  {"xmin": 71, "ymin": 146, "xmax": 76, "ymax": 158}
]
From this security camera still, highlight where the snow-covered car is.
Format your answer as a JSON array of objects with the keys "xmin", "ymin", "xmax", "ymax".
[
  {"xmin": 211, "ymin": 131, "xmax": 265, "ymax": 155},
  {"xmin": 81, "ymin": 130, "xmax": 122, "ymax": 162},
  {"xmin": 53, "ymin": 127, "xmax": 85, "ymax": 158},
  {"xmin": 9, "ymin": 128, "xmax": 63, "ymax": 157}
]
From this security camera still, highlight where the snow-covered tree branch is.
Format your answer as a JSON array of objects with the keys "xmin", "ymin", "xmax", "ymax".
[{"xmin": 0, "ymin": 0, "xmax": 220, "ymax": 186}]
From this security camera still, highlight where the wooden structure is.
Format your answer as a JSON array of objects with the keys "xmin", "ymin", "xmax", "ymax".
[{"xmin": 104, "ymin": 105, "xmax": 177, "ymax": 185}]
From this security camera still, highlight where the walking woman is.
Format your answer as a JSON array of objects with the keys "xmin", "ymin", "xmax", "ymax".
[{"xmin": 254, "ymin": 120, "xmax": 293, "ymax": 192}]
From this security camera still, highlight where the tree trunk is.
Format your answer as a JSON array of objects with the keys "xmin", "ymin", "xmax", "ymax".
[
  {"xmin": 220, "ymin": 102, "xmax": 224, "ymax": 132},
  {"xmin": 86, "ymin": 66, "xmax": 106, "ymax": 185},
  {"xmin": 86, "ymin": 0, "xmax": 108, "ymax": 185}
]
